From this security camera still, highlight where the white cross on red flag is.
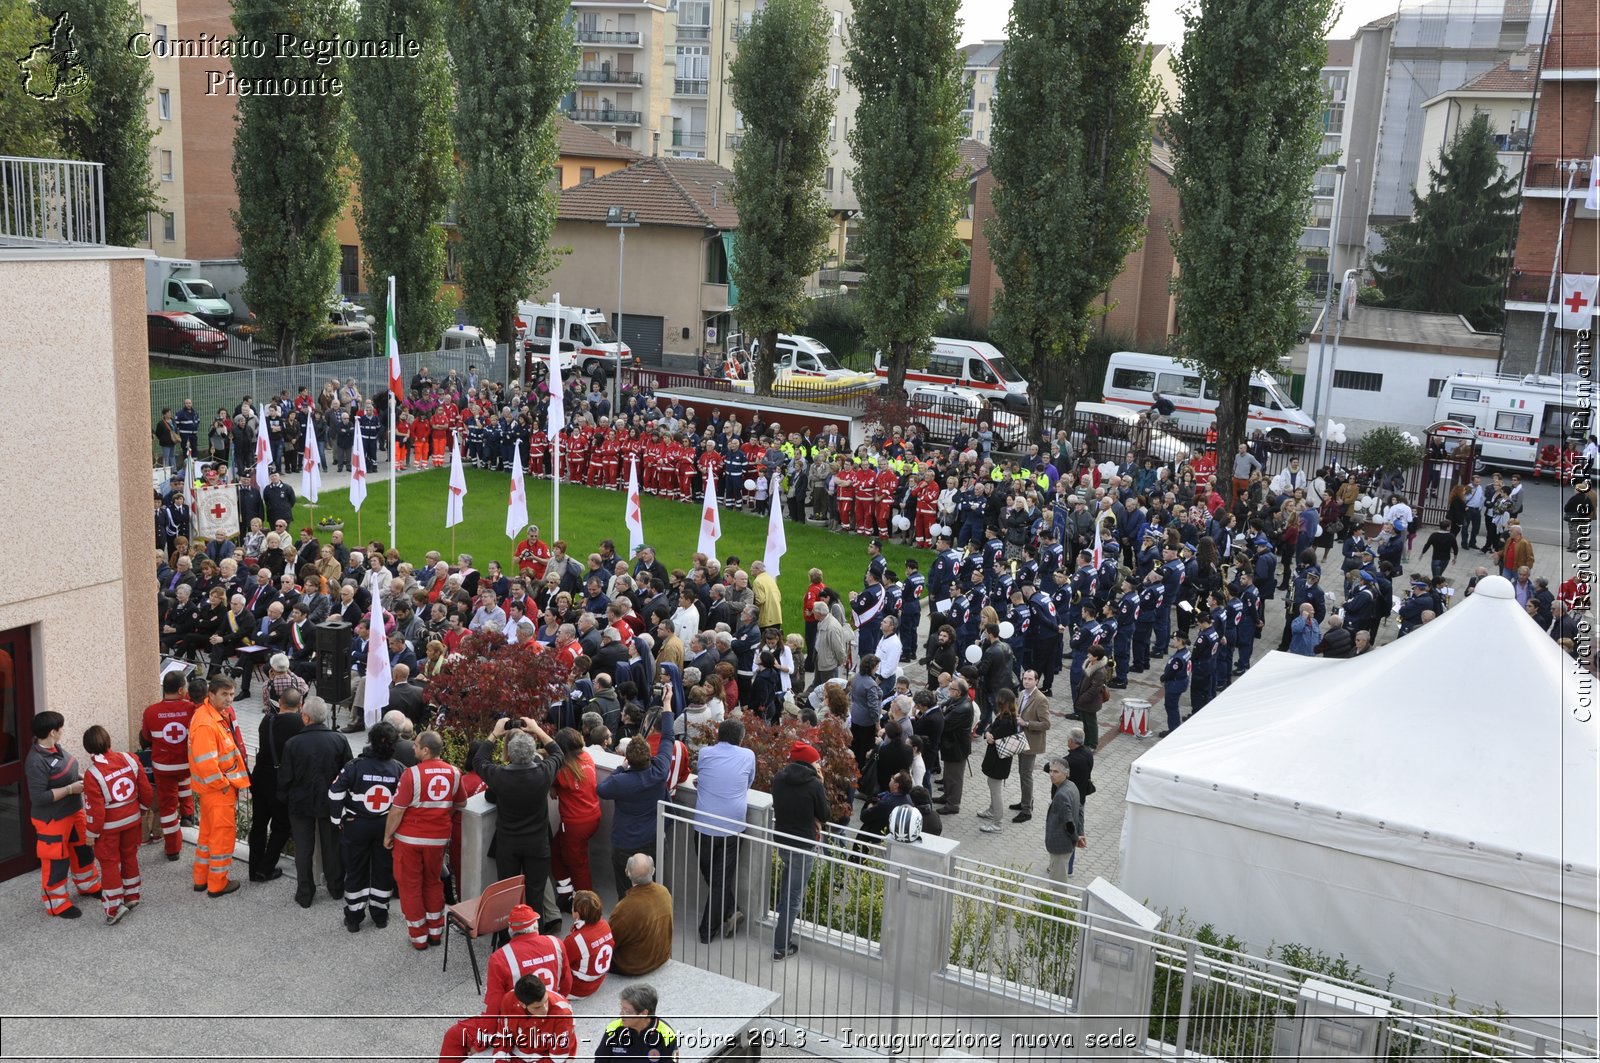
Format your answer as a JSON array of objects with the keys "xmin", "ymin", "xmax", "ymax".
[{"xmin": 1559, "ymin": 273, "xmax": 1598, "ymax": 331}]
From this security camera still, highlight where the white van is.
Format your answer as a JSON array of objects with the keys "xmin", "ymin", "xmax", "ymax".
[
  {"xmin": 1101, "ymin": 351, "xmax": 1315, "ymax": 446},
  {"xmin": 514, "ymin": 302, "xmax": 630, "ymax": 382},
  {"xmin": 1431, "ymin": 372, "xmax": 1579, "ymax": 471},
  {"xmin": 438, "ymin": 324, "xmax": 491, "ymax": 357},
  {"xmin": 873, "ymin": 338, "xmax": 1029, "ymax": 411},
  {"xmin": 729, "ymin": 334, "xmax": 882, "ymax": 391}
]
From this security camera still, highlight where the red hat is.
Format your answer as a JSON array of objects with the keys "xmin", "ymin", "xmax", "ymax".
[
  {"xmin": 789, "ymin": 741, "xmax": 821, "ymax": 765},
  {"xmin": 508, "ymin": 904, "xmax": 538, "ymax": 933}
]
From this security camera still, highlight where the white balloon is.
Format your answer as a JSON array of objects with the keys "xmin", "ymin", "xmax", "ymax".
[
  {"xmin": 998, "ymin": 621, "xmax": 1015, "ymax": 639},
  {"xmin": 932, "ymin": 524, "xmax": 948, "ymax": 538},
  {"xmin": 893, "ymin": 515, "xmax": 911, "ymax": 531},
  {"xmin": 964, "ymin": 644, "xmax": 982, "ymax": 664},
  {"xmin": 743, "ymin": 479, "xmax": 756, "ymax": 491},
  {"xmin": 1097, "ymin": 461, "xmax": 1119, "ymax": 480}
]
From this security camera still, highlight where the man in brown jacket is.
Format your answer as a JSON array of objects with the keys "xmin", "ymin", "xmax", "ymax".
[
  {"xmin": 609, "ymin": 853, "xmax": 673, "ymax": 975},
  {"xmin": 1010, "ymin": 670, "xmax": 1053, "ymax": 823}
]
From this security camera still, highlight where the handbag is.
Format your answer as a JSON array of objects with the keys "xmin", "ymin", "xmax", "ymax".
[
  {"xmin": 858, "ymin": 748, "xmax": 882, "ymax": 795},
  {"xmin": 1100, "ymin": 686, "xmax": 1110, "ymax": 704},
  {"xmin": 995, "ymin": 732, "xmax": 1027, "ymax": 760}
]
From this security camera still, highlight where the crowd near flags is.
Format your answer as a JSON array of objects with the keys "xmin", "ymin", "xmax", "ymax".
[
  {"xmin": 349, "ymin": 425, "xmax": 369, "ymax": 511},
  {"xmin": 697, "ymin": 474, "xmax": 722, "ymax": 558},
  {"xmin": 763, "ymin": 473, "xmax": 786, "ymax": 578},
  {"xmin": 253, "ymin": 404, "xmax": 271, "ymax": 490},
  {"xmin": 446, "ymin": 437, "xmax": 468, "ymax": 528},
  {"xmin": 624, "ymin": 455, "xmax": 645, "ymax": 556},
  {"xmin": 300, "ymin": 414, "xmax": 322, "ymax": 503},
  {"xmin": 364, "ymin": 599, "xmax": 392, "ymax": 727},
  {"xmin": 506, "ymin": 441, "xmax": 529, "ymax": 539}
]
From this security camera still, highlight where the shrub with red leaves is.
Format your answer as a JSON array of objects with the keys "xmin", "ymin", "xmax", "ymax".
[
  {"xmin": 424, "ymin": 633, "xmax": 572, "ymax": 737},
  {"xmin": 691, "ymin": 713, "xmax": 858, "ymax": 822}
]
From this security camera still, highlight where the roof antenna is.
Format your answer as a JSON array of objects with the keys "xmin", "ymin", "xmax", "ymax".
[{"xmin": 712, "ymin": 182, "xmax": 720, "ymax": 208}]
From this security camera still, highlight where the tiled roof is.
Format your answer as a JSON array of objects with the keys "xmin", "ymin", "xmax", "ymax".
[
  {"xmin": 557, "ymin": 156, "xmax": 739, "ymax": 230},
  {"xmin": 962, "ymin": 41, "xmax": 1005, "ymax": 69},
  {"xmin": 957, "ymin": 139, "xmax": 991, "ymax": 177},
  {"xmin": 1325, "ymin": 38, "xmax": 1355, "ymax": 67},
  {"xmin": 557, "ymin": 118, "xmax": 643, "ymax": 162},
  {"xmin": 1453, "ymin": 47, "xmax": 1541, "ymax": 93}
]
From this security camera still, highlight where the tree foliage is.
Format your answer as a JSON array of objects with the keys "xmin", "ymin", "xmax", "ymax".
[
  {"xmin": 427, "ymin": 633, "xmax": 573, "ymax": 736},
  {"xmin": 845, "ymin": 0, "xmax": 966, "ymax": 394},
  {"xmin": 448, "ymin": 0, "xmax": 574, "ymax": 347},
  {"xmin": 347, "ymin": 0, "xmax": 457, "ymax": 353},
  {"xmin": 987, "ymin": 0, "xmax": 1159, "ymax": 438},
  {"xmin": 1370, "ymin": 112, "xmax": 1518, "ymax": 331},
  {"xmin": 56, "ymin": 0, "xmax": 157, "ymax": 246},
  {"xmin": 0, "ymin": 0, "xmax": 81, "ymax": 158},
  {"xmin": 729, "ymin": 0, "xmax": 835, "ymax": 397},
  {"xmin": 688, "ymin": 714, "xmax": 860, "ymax": 821},
  {"xmin": 1167, "ymin": 0, "xmax": 1333, "ymax": 478},
  {"xmin": 231, "ymin": 0, "xmax": 351, "ymax": 365}
]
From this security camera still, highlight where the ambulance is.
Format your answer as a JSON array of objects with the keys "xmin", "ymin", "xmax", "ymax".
[
  {"xmin": 514, "ymin": 302, "xmax": 631, "ymax": 383},
  {"xmin": 873, "ymin": 338, "xmax": 1030, "ymax": 411},
  {"xmin": 1431, "ymin": 371, "xmax": 1583, "ymax": 472},
  {"xmin": 1100, "ymin": 352, "xmax": 1316, "ymax": 446}
]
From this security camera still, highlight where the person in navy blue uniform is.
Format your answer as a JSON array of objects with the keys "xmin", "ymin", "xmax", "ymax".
[
  {"xmin": 1190, "ymin": 613, "xmax": 1220, "ymax": 714},
  {"xmin": 1343, "ymin": 570, "xmax": 1377, "ymax": 635},
  {"xmin": 1038, "ymin": 528, "xmax": 1065, "ymax": 585},
  {"xmin": 1069, "ymin": 551, "xmax": 1097, "ymax": 621},
  {"xmin": 1253, "ymin": 539, "xmax": 1278, "ymax": 601},
  {"xmin": 1112, "ymin": 576, "xmax": 1139, "ymax": 688},
  {"xmin": 174, "ymin": 399, "xmax": 201, "ymax": 458},
  {"xmin": 1025, "ymin": 582, "xmax": 1061, "ymax": 696},
  {"xmin": 852, "ymin": 575, "xmax": 885, "ymax": 659},
  {"xmin": 982, "ymin": 527, "xmax": 1006, "ymax": 594},
  {"xmin": 1396, "ymin": 575, "xmax": 1435, "ymax": 636},
  {"xmin": 1096, "ymin": 601, "xmax": 1119, "ymax": 688},
  {"xmin": 1235, "ymin": 570, "xmax": 1262, "ymax": 674},
  {"xmin": 328, "ymin": 720, "xmax": 404, "ymax": 931},
  {"xmin": 929, "ymin": 533, "xmax": 960, "ymax": 605},
  {"xmin": 865, "ymin": 539, "xmax": 888, "ymax": 588},
  {"xmin": 358, "ymin": 404, "xmax": 382, "ymax": 468},
  {"xmin": 1095, "ymin": 543, "xmax": 1120, "ymax": 609},
  {"xmin": 1209, "ymin": 590, "xmax": 1234, "ymax": 694},
  {"xmin": 1004, "ymin": 588, "xmax": 1032, "ymax": 676},
  {"xmin": 465, "ymin": 412, "xmax": 485, "ymax": 467},
  {"xmin": 1068, "ymin": 604, "xmax": 1101, "ymax": 700},
  {"xmin": 955, "ymin": 481, "xmax": 987, "ymax": 548},
  {"xmin": 1159, "ymin": 635, "xmax": 1190, "ymax": 737},
  {"xmin": 900, "ymin": 560, "xmax": 923, "ymax": 661},
  {"xmin": 1133, "ymin": 570, "xmax": 1165, "ymax": 673}
]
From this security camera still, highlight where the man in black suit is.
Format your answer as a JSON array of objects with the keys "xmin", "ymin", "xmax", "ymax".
[
  {"xmin": 386, "ymin": 663, "xmax": 429, "ymax": 730},
  {"xmin": 590, "ymin": 626, "xmax": 630, "ymax": 683},
  {"xmin": 245, "ymin": 567, "xmax": 280, "ymax": 620}
]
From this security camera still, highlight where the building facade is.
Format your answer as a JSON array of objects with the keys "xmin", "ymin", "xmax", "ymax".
[
  {"xmin": 1416, "ymin": 47, "xmax": 1540, "ymax": 191},
  {"xmin": 137, "ymin": 0, "xmax": 187, "ymax": 256}
]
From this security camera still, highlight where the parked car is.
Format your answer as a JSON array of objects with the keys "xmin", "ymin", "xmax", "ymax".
[
  {"xmin": 147, "ymin": 312, "xmax": 228, "ymax": 357},
  {"xmin": 1064, "ymin": 401, "xmax": 1192, "ymax": 465},
  {"xmin": 907, "ymin": 384, "xmax": 1028, "ymax": 449}
]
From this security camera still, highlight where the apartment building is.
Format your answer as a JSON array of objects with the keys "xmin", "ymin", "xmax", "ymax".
[
  {"xmin": 960, "ymin": 41, "xmax": 1003, "ymax": 143},
  {"xmin": 567, "ymin": 0, "xmax": 667, "ymax": 153},
  {"xmin": 136, "ymin": 0, "xmax": 186, "ymax": 256},
  {"xmin": 1417, "ymin": 47, "xmax": 1540, "ymax": 189},
  {"xmin": 1301, "ymin": 38, "xmax": 1356, "ymax": 302}
]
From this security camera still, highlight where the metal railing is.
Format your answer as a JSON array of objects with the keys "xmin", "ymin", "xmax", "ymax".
[
  {"xmin": 565, "ymin": 107, "xmax": 642, "ymax": 125},
  {"xmin": 675, "ymin": 23, "xmax": 710, "ymax": 40},
  {"xmin": 1522, "ymin": 155, "xmax": 1590, "ymax": 191},
  {"xmin": 725, "ymin": 133, "xmax": 744, "ymax": 151},
  {"xmin": 573, "ymin": 28, "xmax": 640, "ymax": 45},
  {"xmin": 730, "ymin": 22, "xmax": 749, "ymax": 40},
  {"xmin": 621, "ymin": 366, "xmax": 733, "ymax": 394},
  {"xmin": 671, "ymin": 128, "xmax": 707, "ymax": 147},
  {"xmin": 0, "ymin": 155, "xmax": 105, "ymax": 246},
  {"xmin": 574, "ymin": 67, "xmax": 643, "ymax": 85}
]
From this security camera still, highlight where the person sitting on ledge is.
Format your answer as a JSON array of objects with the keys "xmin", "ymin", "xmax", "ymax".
[{"xmin": 608, "ymin": 853, "xmax": 672, "ymax": 976}]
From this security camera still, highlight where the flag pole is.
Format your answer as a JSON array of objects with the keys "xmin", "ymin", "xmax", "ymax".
[
  {"xmin": 552, "ymin": 292, "xmax": 563, "ymax": 544},
  {"xmin": 389, "ymin": 393, "xmax": 397, "ymax": 549},
  {"xmin": 387, "ymin": 275, "xmax": 399, "ymax": 551}
]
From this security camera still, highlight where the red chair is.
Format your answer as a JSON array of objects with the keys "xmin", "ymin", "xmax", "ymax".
[{"xmin": 441, "ymin": 874, "xmax": 525, "ymax": 994}]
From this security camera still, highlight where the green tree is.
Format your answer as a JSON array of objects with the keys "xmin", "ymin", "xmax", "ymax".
[
  {"xmin": 347, "ymin": 0, "xmax": 456, "ymax": 354},
  {"xmin": 231, "ymin": 0, "xmax": 351, "ymax": 364},
  {"xmin": 1370, "ymin": 112, "xmax": 1518, "ymax": 331},
  {"xmin": 56, "ymin": 0, "xmax": 157, "ymax": 246},
  {"xmin": 1167, "ymin": 0, "xmax": 1333, "ymax": 470},
  {"xmin": 987, "ymin": 0, "xmax": 1159, "ymax": 437},
  {"xmin": 0, "ymin": 0, "xmax": 79, "ymax": 158},
  {"xmin": 728, "ymin": 0, "xmax": 835, "ymax": 396},
  {"xmin": 845, "ymin": 0, "xmax": 966, "ymax": 394},
  {"xmin": 448, "ymin": 0, "xmax": 574, "ymax": 349}
]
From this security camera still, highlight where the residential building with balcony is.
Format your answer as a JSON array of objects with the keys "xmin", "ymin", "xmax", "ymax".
[
  {"xmin": 566, "ymin": 0, "xmax": 668, "ymax": 152},
  {"xmin": 1301, "ymin": 38, "xmax": 1356, "ymax": 304},
  {"xmin": 959, "ymin": 40, "xmax": 1003, "ymax": 143},
  {"xmin": 1502, "ymin": 0, "xmax": 1597, "ymax": 375},
  {"xmin": 1417, "ymin": 46, "xmax": 1539, "ymax": 191}
]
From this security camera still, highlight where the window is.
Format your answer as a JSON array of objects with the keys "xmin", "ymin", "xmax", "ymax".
[
  {"xmin": 830, "ymin": 116, "xmax": 837, "ymax": 141},
  {"xmin": 162, "ymin": 212, "xmax": 175, "ymax": 241},
  {"xmin": 160, "ymin": 150, "xmax": 173, "ymax": 181},
  {"xmin": 1495, "ymin": 411, "xmax": 1534, "ymax": 435},
  {"xmin": 1111, "ymin": 367, "xmax": 1157, "ymax": 392},
  {"xmin": 154, "ymin": 23, "xmax": 167, "ymax": 47},
  {"xmin": 615, "ymin": 132, "xmax": 631, "ymax": 148},
  {"xmin": 1156, "ymin": 371, "xmax": 1201, "ymax": 398},
  {"xmin": 1446, "ymin": 412, "xmax": 1477, "ymax": 428},
  {"xmin": 1332, "ymin": 370, "xmax": 1383, "ymax": 391},
  {"xmin": 978, "ymin": 101, "xmax": 986, "ymax": 112},
  {"xmin": 824, "ymin": 167, "xmax": 834, "ymax": 190},
  {"xmin": 167, "ymin": 280, "xmax": 183, "ymax": 299},
  {"xmin": 1427, "ymin": 378, "xmax": 1447, "ymax": 398},
  {"xmin": 927, "ymin": 355, "xmax": 962, "ymax": 377},
  {"xmin": 676, "ymin": 0, "xmax": 710, "ymax": 35},
  {"xmin": 580, "ymin": 167, "xmax": 596, "ymax": 183},
  {"xmin": 1449, "ymin": 386, "xmax": 1481, "ymax": 402},
  {"xmin": 1249, "ymin": 385, "xmax": 1272, "ymax": 408},
  {"xmin": 553, "ymin": 165, "xmax": 564, "ymax": 186},
  {"xmin": 158, "ymin": 89, "xmax": 170, "ymax": 120},
  {"xmin": 339, "ymin": 245, "xmax": 360, "ymax": 296},
  {"xmin": 969, "ymin": 359, "xmax": 996, "ymax": 385},
  {"xmin": 831, "ymin": 10, "xmax": 842, "ymax": 36},
  {"xmin": 445, "ymin": 240, "xmax": 460, "ymax": 282},
  {"xmin": 829, "ymin": 64, "xmax": 839, "ymax": 89},
  {"xmin": 675, "ymin": 45, "xmax": 709, "ymax": 82},
  {"xmin": 979, "ymin": 73, "xmax": 989, "ymax": 84}
]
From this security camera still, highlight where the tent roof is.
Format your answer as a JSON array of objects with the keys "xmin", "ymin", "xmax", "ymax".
[{"xmin": 1125, "ymin": 576, "xmax": 1597, "ymax": 903}]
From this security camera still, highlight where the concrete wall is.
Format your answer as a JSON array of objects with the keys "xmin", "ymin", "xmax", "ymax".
[
  {"xmin": 1291, "ymin": 338, "xmax": 1500, "ymax": 434},
  {"xmin": 0, "ymin": 249, "xmax": 161, "ymax": 751}
]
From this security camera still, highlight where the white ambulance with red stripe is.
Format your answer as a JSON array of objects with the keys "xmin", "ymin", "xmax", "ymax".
[
  {"xmin": 1431, "ymin": 371, "xmax": 1579, "ymax": 472},
  {"xmin": 1101, "ymin": 352, "xmax": 1315, "ymax": 446},
  {"xmin": 514, "ymin": 301, "xmax": 631, "ymax": 384},
  {"xmin": 873, "ymin": 338, "xmax": 1031, "ymax": 411}
]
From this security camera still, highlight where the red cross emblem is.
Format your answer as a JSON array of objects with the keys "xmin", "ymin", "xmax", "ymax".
[
  {"xmin": 352, "ymin": 456, "xmax": 365, "ymax": 481},
  {"xmin": 161, "ymin": 721, "xmax": 188, "ymax": 744},
  {"xmin": 111, "ymin": 776, "xmax": 136, "ymax": 802},
  {"xmin": 426, "ymin": 773, "xmax": 453, "ymax": 801},
  {"xmin": 362, "ymin": 783, "xmax": 393, "ymax": 813},
  {"xmin": 703, "ymin": 507, "xmax": 716, "ymax": 526},
  {"xmin": 509, "ymin": 480, "xmax": 522, "ymax": 505},
  {"xmin": 450, "ymin": 485, "xmax": 464, "ymax": 497},
  {"xmin": 211, "ymin": 502, "xmax": 227, "ymax": 521},
  {"xmin": 1566, "ymin": 289, "xmax": 1591, "ymax": 315},
  {"xmin": 303, "ymin": 445, "xmax": 314, "ymax": 465},
  {"xmin": 628, "ymin": 495, "xmax": 641, "ymax": 523}
]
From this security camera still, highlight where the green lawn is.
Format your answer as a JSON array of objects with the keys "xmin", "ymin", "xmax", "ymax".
[
  {"xmin": 294, "ymin": 466, "xmax": 932, "ymax": 613},
  {"xmin": 149, "ymin": 360, "xmax": 220, "ymax": 379}
]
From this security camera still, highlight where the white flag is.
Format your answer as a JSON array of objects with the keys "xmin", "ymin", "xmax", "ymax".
[
  {"xmin": 364, "ymin": 598, "xmax": 392, "ymax": 727},
  {"xmin": 697, "ymin": 474, "xmax": 721, "ymax": 558},
  {"xmin": 506, "ymin": 440, "xmax": 529, "ymax": 539},
  {"xmin": 299, "ymin": 413, "xmax": 322, "ymax": 503},
  {"xmin": 183, "ymin": 455, "xmax": 198, "ymax": 511},
  {"xmin": 348, "ymin": 421, "xmax": 369, "ymax": 511},
  {"xmin": 763, "ymin": 473, "xmax": 787, "ymax": 578},
  {"xmin": 253, "ymin": 404, "xmax": 272, "ymax": 491},
  {"xmin": 624, "ymin": 454, "xmax": 644, "ymax": 556},
  {"xmin": 446, "ymin": 436, "xmax": 467, "ymax": 528},
  {"xmin": 547, "ymin": 295, "xmax": 565, "ymax": 434},
  {"xmin": 1587, "ymin": 156, "xmax": 1600, "ymax": 211},
  {"xmin": 1559, "ymin": 273, "xmax": 1599, "ymax": 331}
]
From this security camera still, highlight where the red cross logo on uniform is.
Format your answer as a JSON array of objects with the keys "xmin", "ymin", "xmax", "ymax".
[
  {"xmin": 111, "ymin": 776, "xmax": 136, "ymax": 802},
  {"xmin": 161, "ymin": 721, "xmax": 188, "ymax": 744},
  {"xmin": 210, "ymin": 502, "xmax": 227, "ymax": 521},
  {"xmin": 426, "ymin": 773, "xmax": 453, "ymax": 801},
  {"xmin": 1566, "ymin": 290, "xmax": 1591, "ymax": 315},
  {"xmin": 362, "ymin": 784, "xmax": 393, "ymax": 813}
]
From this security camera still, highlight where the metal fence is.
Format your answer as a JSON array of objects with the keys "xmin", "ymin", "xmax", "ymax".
[
  {"xmin": 657, "ymin": 803, "xmax": 1593, "ymax": 1063},
  {"xmin": 0, "ymin": 155, "xmax": 104, "ymax": 246}
]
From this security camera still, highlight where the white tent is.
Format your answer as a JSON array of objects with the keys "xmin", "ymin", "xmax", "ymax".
[{"xmin": 1119, "ymin": 576, "xmax": 1597, "ymax": 1026}]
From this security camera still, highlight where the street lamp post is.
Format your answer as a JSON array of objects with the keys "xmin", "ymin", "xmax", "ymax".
[
  {"xmin": 606, "ymin": 205, "xmax": 639, "ymax": 414},
  {"xmin": 1307, "ymin": 162, "xmax": 1347, "ymax": 445},
  {"xmin": 1316, "ymin": 266, "xmax": 1362, "ymax": 471}
]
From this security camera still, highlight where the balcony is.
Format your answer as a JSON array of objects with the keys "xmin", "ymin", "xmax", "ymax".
[
  {"xmin": 725, "ymin": 132, "xmax": 744, "ymax": 151},
  {"xmin": 730, "ymin": 22, "xmax": 748, "ymax": 41},
  {"xmin": 676, "ymin": 23, "xmax": 710, "ymax": 40},
  {"xmin": 573, "ymin": 28, "xmax": 641, "ymax": 46},
  {"xmin": 674, "ymin": 77, "xmax": 709, "ymax": 96},
  {"xmin": 671, "ymin": 130, "xmax": 707, "ymax": 150},
  {"xmin": 574, "ymin": 67, "xmax": 643, "ymax": 85},
  {"xmin": 1522, "ymin": 155, "xmax": 1592, "ymax": 196},
  {"xmin": 566, "ymin": 107, "xmax": 642, "ymax": 126},
  {"xmin": 0, "ymin": 156, "xmax": 106, "ymax": 246},
  {"xmin": 1503, "ymin": 270, "xmax": 1592, "ymax": 307}
]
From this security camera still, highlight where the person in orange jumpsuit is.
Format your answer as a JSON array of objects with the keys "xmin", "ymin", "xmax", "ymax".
[
  {"xmin": 140, "ymin": 670, "xmax": 196, "ymax": 860},
  {"xmin": 438, "ymin": 976, "xmax": 576, "ymax": 1063},
  {"xmin": 24, "ymin": 710, "xmax": 101, "ymax": 918},
  {"xmin": 82, "ymin": 724, "xmax": 153, "ymax": 924},
  {"xmin": 188, "ymin": 675, "xmax": 251, "ymax": 897},
  {"xmin": 430, "ymin": 405, "xmax": 452, "ymax": 468}
]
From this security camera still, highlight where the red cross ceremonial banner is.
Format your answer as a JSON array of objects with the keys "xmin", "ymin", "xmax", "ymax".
[
  {"xmin": 624, "ymin": 455, "xmax": 645, "ymax": 556},
  {"xmin": 193, "ymin": 484, "xmax": 240, "ymax": 539},
  {"xmin": 1560, "ymin": 273, "xmax": 1598, "ymax": 331},
  {"xmin": 697, "ymin": 474, "xmax": 722, "ymax": 559}
]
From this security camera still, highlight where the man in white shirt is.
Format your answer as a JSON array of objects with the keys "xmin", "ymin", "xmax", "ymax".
[{"xmin": 874, "ymin": 616, "xmax": 902, "ymax": 699}]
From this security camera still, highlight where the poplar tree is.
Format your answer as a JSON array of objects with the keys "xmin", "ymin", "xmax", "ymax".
[
  {"xmin": 448, "ymin": 0, "xmax": 574, "ymax": 348},
  {"xmin": 231, "ymin": 0, "xmax": 350, "ymax": 365},
  {"xmin": 1370, "ymin": 112, "xmax": 1519, "ymax": 331},
  {"xmin": 347, "ymin": 0, "xmax": 456, "ymax": 353},
  {"xmin": 728, "ymin": 0, "xmax": 835, "ymax": 396},
  {"xmin": 845, "ymin": 0, "xmax": 965, "ymax": 394},
  {"xmin": 1167, "ymin": 0, "xmax": 1333, "ymax": 466},
  {"xmin": 987, "ymin": 0, "xmax": 1159, "ymax": 436}
]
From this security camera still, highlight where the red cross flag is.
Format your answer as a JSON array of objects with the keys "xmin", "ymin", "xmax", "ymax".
[
  {"xmin": 446, "ymin": 436, "xmax": 467, "ymax": 528},
  {"xmin": 1587, "ymin": 156, "xmax": 1600, "ymax": 212},
  {"xmin": 506, "ymin": 440, "xmax": 529, "ymax": 540},
  {"xmin": 624, "ymin": 454, "xmax": 644, "ymax": 556},
  {"xmin": 1560, "ymin": 273, "xmax": 1598, "ymax": 331},
  {"xmin": 300, "ymin": 413, "xmax": 322, "ymax": 503},
  {"xmin": 349, "ymin": 423, "xmax": 369, "ymax": 511},
  {"xmin": 697, "ymin": 474, "xmax": 722, "ymax": 559}
]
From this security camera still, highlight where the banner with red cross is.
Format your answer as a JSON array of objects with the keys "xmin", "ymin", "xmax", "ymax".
[
  {"xmin": 192, "ymin": 484, "xmax": 240, "ymax": 539},
  {"xmin": 1559, "ymin": 273, "xmax": 1598, "ymax": 332}
]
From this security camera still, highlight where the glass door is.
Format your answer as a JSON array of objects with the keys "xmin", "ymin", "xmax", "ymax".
[{"xmin": 0, "ymin": 628, "xmax": 35, "ymax": 883}]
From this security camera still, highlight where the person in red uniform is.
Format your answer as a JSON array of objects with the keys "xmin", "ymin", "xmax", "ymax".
[
  {"xmin": 527, "ymin": 425, "xmax": 549, "ymax": 478},
  {"xmin": 515, "ymin": 526, "xmax": 551, "ymax": 581},
  {"xmin": 140, "ymin": 670, "xmax": 196, "ymax": 860},
  {"xmin": 484, "ymin": 903, "xmax": 572, "ymax": 1010},
  {"xmin": 591, "ymin": 422, "xmax": 615, "ymax": 488},
  {"xmin": 439, "ymin": 975, "xmax": 577, "ymax": 1063},
  {"xmin": 875, "ymin": 463, "xmax": 900, "ymax": 538},
  {"xmin": 395, "ymin": 410, "xmax": 415, "ymax": 469},
  {"xmin": 696, "ymin": 441, "xmax": 723, "ymax": 506},
  {"xmin": 913, "ymin": 468, "xmax": 941, "ymax": 548},
  {"xmin": 24, "ymin": 710, "xmax": 102, "ymax": 918},
  {"xmin": 741, "ymin": 438, "xmax": 764, "ymax": 508},
  {"xmin": 835, "ymin": 459, "xmax": 856, "ymax": 529},
  {"xmin": 430, "ymin": 405, "xmax": 453, "ymax": 468},
  {"xmin": 855, "ymin": 462, "xmax": 878, "ymax": 535},
  {"xmin": 385, "ymin": 729, "xmax": 467, "ymax": 949},
  {"xmin": 82, "ymin": 724, "xmax": 153, "ymax": 924},
  {"xmin": 549, "ymin": 729, "xmax": 600, "ymax": 908},
  {"xmin": 563, "ymin": 890, "xmax": 614, "ymax": 998},
  {"xmin": 671, "ymin": 435, "xmax": 694, "ymax": 501}
]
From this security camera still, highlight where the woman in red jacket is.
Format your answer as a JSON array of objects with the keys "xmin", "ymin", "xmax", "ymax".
[
  {"xmin": 549, "ymin": 728, "xmax": 601, "ymax": 912},
  {"xmin": 83, "ymin": 724, "xmax": 153, "ymax": 925}
]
